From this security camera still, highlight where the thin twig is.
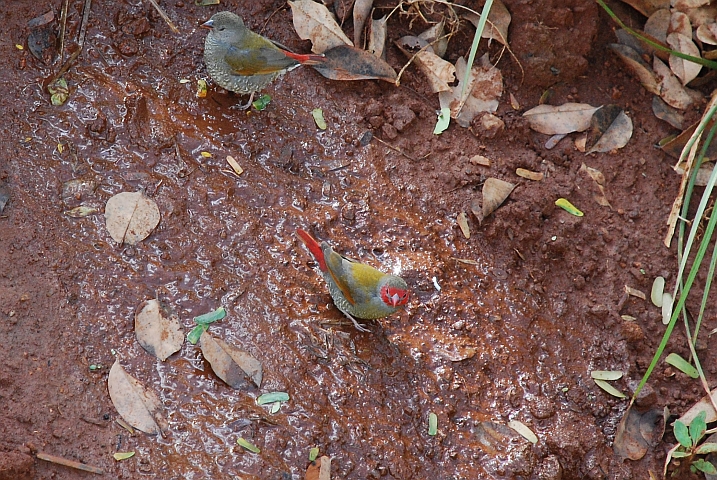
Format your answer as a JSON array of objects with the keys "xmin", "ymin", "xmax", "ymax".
[
  {"xmin": 48, "ymin": 0, "xmax": 92, "ymax": 86},
  {"xmin": 58, "ymin": 0, "xmax": 69, "ymax": 64},
  {"xmin": 146, "ymin": 0, "xmax": 179, "ymax": 34},
  {"xmin": 372, "ymin": 136, "xmax": 422, "ymax": 161},
  {"xmin": 36, "ymin": 452, "xmax": 104, "ymax": 475}
]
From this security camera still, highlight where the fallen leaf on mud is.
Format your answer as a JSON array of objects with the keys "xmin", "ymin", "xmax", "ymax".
[
  {"xmin": 470, "ymin": 154, "xmax": 491, "ymax": 166},
  {"xmin": 662, "ymin": 291, "xmax": 673, "ymax": 324},
  {"xmin": 545, "ymin": 133, "xmax": 567, "ymax": 150},
  {"xmin": 428, "ymin": 412, "xmax": 438, "ymax": 436},
  {"xmin": 312, "ymin": 108, "xmax": 327, "ymax": 130},
  {"xmin": 679, "ymin": 387, "xmax": 717, "ymax": 424},
  {"xmin": 312, "ymin": 44, "xmax": 396, "ymax": 82},
  {"xmin": 609, "ymin": 44, "xmax": 661, "ymax": 96},
  {"xmin": 661, "ymin": 118, "xmax": 717, "ymax": 160},
  {"xmin": 289, "ymin": 0, "xmax": 353, "ymax": 53},
  {"xmin": 200, "ymin": 332, "xmax": 262, "ymax": 389},
  {"xmin": 196, "ymin": 79, "xmax": 207, "ymax": 98},
  {"xmin": 305, "ymin": 456, "xmax": 331, "ymax": 480},
  {"xmin": 188, "ymin": 306, "xmax": 226, "ymax": 344},
  {"xmin": 134, "ymin": 299, "xmax": 184, "ymax": 361},
  {"xmin": 666, "ymin": 33, "xmax": 702, "ymax": 85},
  {"xmin": 105, "ymin": 191, "xmax": 160, "ymax": 245},
  {"xmin": 64, "ymin": 206, "xmax": 97, "ymax": 218},
  {"xmin": 508, "ymin": 420, "xmax": 538, "ymax": 444},
  {"xmin": 237, "ymin": 437, "xmax": 261, "ymax": 453},
  {"xmin": 418, "ymin": 20, "xmax": 448, "ymax": 58},
  {"xmin": 516, "ymin": 168, "xmax": 543, "ymax": 181},
  {"xmin": 591, "ymin": 370, "xmax": 623, "ymax": 381},
  {"xmin": 368, "ymin": 16, "xmax": 388, "ymax": 58},
  {"xmin": 396, "ymin": 36, "xmax": 455, "ymax": 92},
  {"xmin": 509, "ymin": 93, "xmax": 520, "ymax": 110},
  {"xmin": 48, "ymin": 77, "xmax": 69, "ymax": 106},
  {"xmin": 108, "ymin": 360, "xmax": 168, "ymax": 435},
  {"xmin": 113, "ymin": 452, "xmax": 135, "ymax": 461},
  {"xmin": 652, "ymin": 96, "xmax": 684, "ymax": 129},
  {"xmin": 614, "ymin": 405, "xmax": 666, "ymax": 460},
  {"xmin": 523, "ymin": 103, "xmax": 600, "ymax": 135},
  {"xmin": 456, "ymin": 211, "xmax": 470, "ymax": 238},
  {"xmin": 309, "ymin": 447, "xmax": 320, "ymax": 461},
  {"xmin": 481, "ymin": 178, "xmax": 515, "ymax": 220},
  {"xmin": 669, "ymin": 11, "xmax": 692, "ymax": 38},
  {"xmin": 619, "ymin": 0, "xmax": 668, "ymax": 17},
  {"xmin": 579, "ymin": 163, "xmax": 611, "ymax": 207},
  {"xmin": 594, "ymin": 378, "xmax": 627, "ymax": 398},
  {"xmin": 665, "ymin": 352, "xmax": 699, "ymax": 377},
  {"xmin": 555, "ymin": 198, "xmax": 583, "ymax": 216},
  {"xmin": 433, "ymin": 107, "xmax": 450, "ymax": 134},
  {"xmin": 353, "ymin": 0, "xmax": 373, "ymax": 46},
  {"xmin": 696, "ymin": 23, "xmax": 717, "ymax": 45},
  {"xmin": 464, "ymin": 0, "xmax": 511, "ymax": 46},
  {"xmin": 586, "ymin": 105, "xmax": 633, "ymax": 153},
  {"xmin": 438, "ymin": 54, "xmax": 502, "ymax": 127},
  {"xmin": 645, "ymin": 9, "xmax": 670, "ymax": 44},
  {"xmin": 624, "ymin": 285, "xmax": 647, "ymax": 300},
  {"xmin": 252, "ymin": 94, "xmax": 271, "ymax": 111},
  {"xmin": 473, "ymin": 421, "xmax": 520, "ymax": 455},
  {"xmin": 226, "ymin": 156, "xmax": 244, "ymax": 176},
  {"xmin": 653, "ymin": 57, "xmax": 693, "ymax": 109},
  {"xmin": 257, "ymin": 391, "xmax": 290, "ymax": 405},
  {"xmin": 651, "ymin": 276, "xmax": 665, "ymax": 307},
  {"xmin": 575, "ymin": 134, "xmax": 587, "ymax": 152}
]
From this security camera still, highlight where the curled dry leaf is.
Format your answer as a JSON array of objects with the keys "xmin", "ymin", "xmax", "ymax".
[
  {"xmin": 667, "ymin": 33, "xmax": 702, "ymax": 86},
  {"xmin": 481, "ymin": 178, "xmax": 515, "ymax": 220},
  {"xmin": 135, "ymin": 299, "xmax": 184, "ymax": 361},
  {"xmin": 586, "ymin": 105, "xmax": 633, "ymax": 153},
  {"xmin": 546, "ymin": 134, "xmax": 567, "ymax": 150},
  {"xmin": 523, "ymin": 103, "xmax": 600, "ymax": 135},
  {"xmin": 456, "ymin": 211, "xmax": 470, "ymax": 239},
  {"xmin": 105, "ymin": 191, "xmax": 160, "ymax": 245},
  {"xmin": 438, "ymin": 54, "xmax": 502, "ymax": 127},
  {"xmin": 313, "ymin": 44, "xmax": 396, "ymax": 82},
  {"xmin": 289, "ymin": 0, "xmax": 353, "ymax": 54},
  {"xmin": 614, "ymin": 406, "xmax": 666, "ymax": 460},
  {"xmin": 200, "ymin": 332, "xmax": 263, "ymax": 389},
  {"xmin": 696, "ymin": 23, "xmax": 717, "ymax": 45},
  {"xmin": 108, "ymin": 360, "xmax": 168, "ymax": 435},
  {"xmin": 353, "ymin": 0, "xmax": 373, "ymax": 47},
  {"xmin": 580, "ymin": 163, "xmax": 611, "ymax": 207},
  {"xmin": 418, "ymin": 20, "xmax": 448, "ymax": 58},
  {"xmin": 464, "ymin": 0, "xmax": 511, "ymax": 46},
  {"xmin": 396, "ymin": 36, "xmax": 455, "ymax": 92},
  {"xmin": 368, "ymin": 16, "xmax": 388, "ymax": 58},
  {"xmin": 516, "ymin": 168, "xmax": 544, "ymax": 181},
  {"xmin": 653, "ymin": 57, "xmax": 693, "ymax": 109},
  {"xmin": 610, "ymin": 44, "xmax": 660, "ymax": 95}
]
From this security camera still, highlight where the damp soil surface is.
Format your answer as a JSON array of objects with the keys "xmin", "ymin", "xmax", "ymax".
[{"xmin": 0, "ymin": 0, "xmax": 712, "ymax": 479}]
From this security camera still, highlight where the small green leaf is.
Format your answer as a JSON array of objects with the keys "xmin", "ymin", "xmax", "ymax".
[
  {"xmin": 696, "ymin": 442, "xmax": 717, "ymax": 455},
  {"xmin": 312, "ymin": 108, "xmax": 327, "ymax": 130},
  {"xmin": 194, "ymin": 307, "xmax": 226, "ymax": 325},
  {"xmin": 593, "ymin": 378, "xmax": 626, "ymax": 398},
  {"xmin": 673, "ymin": 420, "xmax": 692, "ymax": 448},
  {"xmin": 187, "ymin": 324, "xmax": 208, "ymax": 345},
  {"xmin": 433, "ymin": 108, "xmax": 451, "ymax": 135},
  {"xmin": 270, "ymin": 401, "xmax": 281, "ymax": 414},
  {"xmin": 195, "ymin": 0, "xmax": 220, "ymax": 4},
  {"xmin": 590, "ymin": 370, "xmax": 623, "ymax": 381},
  {"xmin": 428, "ymin": 412, "xmax": 438, "ymax": 436},
  {"xmin": 693, "ymin": 458, "xmax": 717, "ymax": 475},
  {"xmin": 113, "ymin": 451, "xmax": 135, "ymax": 461},
  {"xmin": 257, "ymin": 392, "xmax": 290, "ymax": 405},
  {"xmin": 555, "ymin": 198, "xmax": 584, "ymax": 217},
  {"xmin": 665, "ymin": 353, "xmax": 699, "ymax": 378},
  {"xmin": 690, "ymin": 411, "xmax": 707, "ymax": 445},
  {"xmin": 237, "ymin": 437, "xmax": 260, "ymax": 453},
  {"xmin": 252, "ymin": 94, "xmax": 271, "ymax": 111},
  {"xmin": 309, "ymin": 447, "xmax": 320, "ymax": 462},
  {"xmin": 48, "ymin": 77, "xmax": 69, "ymax": 106}
]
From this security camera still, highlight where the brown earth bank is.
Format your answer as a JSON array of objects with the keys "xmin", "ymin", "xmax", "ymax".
[{"xmin": 1, "ymin": 0, "xmax": 713, "ymax": 478}]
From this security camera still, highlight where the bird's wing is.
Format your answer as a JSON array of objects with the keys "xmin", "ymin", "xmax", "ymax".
[
  {"xmin": 324, "ymin": 248, "xmax": 357, "ymax": 305},
  {"xmin": 325, "ymin": 249, "xmax": 385, "ymax": 306},
  {"xmin": 224, "ymin": 43, "xmax": 298, "ymax": 75}
]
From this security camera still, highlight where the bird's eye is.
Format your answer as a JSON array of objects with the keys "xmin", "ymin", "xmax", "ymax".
[{"xmin": 218, "ymin": 27, "xmax": 225, "ymax": 31}]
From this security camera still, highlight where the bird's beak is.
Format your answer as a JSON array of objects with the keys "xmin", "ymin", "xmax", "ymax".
[
  {"xmin": 390, "ymin": 293, "xmax": 400, "ymax": 307},
  {"xmin": 200, "ymin": 19, "xmax": 213, "ymax": 29}
]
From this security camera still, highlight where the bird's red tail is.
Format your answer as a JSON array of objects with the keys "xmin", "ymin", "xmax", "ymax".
[
  {"xmin": 296, "ymin": 229, "xmax": 327, "ymax": 272},
  {"xmin": 282, "ymin": 51, "xmax": 326, "ymax": 66}
]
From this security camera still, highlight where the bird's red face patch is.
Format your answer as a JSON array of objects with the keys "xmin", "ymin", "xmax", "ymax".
[{"xmin": 380, "ymin": 285, "xmax": 409, "ymax": 307}]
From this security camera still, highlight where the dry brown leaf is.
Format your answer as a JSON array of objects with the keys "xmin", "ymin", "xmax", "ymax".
[
  {"xmin": 368, "ymin": 16, "xmax": 388, "ymax": 58},
  {"xmin": 108, "ymin": 360, "xmax": 168, "ymax": 435},
  {"xmin": 614, "ymin": 406, "xmax": 666, "ymax": 460},
  {"xmin": 523, "ymin": 103, "xmax": 600, "ymax": 135},
  {"xmin": 438, "ymin": 54, "xmax": 502, "ymax": 127},
  {"xmin": 620, "ymin": 0, "xmax": 668, "ymax": 16},
  {"xmin": 353, "ymin": 0, "xmax": 373, "ymax": 46},
  {"xmin": 305, "ymin": 456, "xmax": 331, "ymax": 480},
  {"xmin": 313, "ymin": 44, "xmax": 396, "ymax": 82},
  {"xmin": 696, "ymin": 23, "xmax": 717, "ymax": 45},
  {"xmin": 418, "ymin": 20, "xmax": 448, "ymax": 58},
  {"xmin": 669, "ymin": 11, "xmax": 692, "ymax": 38},
  {"xmin": 575, "ymin": 134, "xmax": 587, "ymax": 152},
  {"xmin": 688, "ymin": 5, "xmax": 717, "ymax": 29},
  {"xmin": 470, "ymin": 154, "xmax": 491, "ymax": 166},
  {"xmin": 105, "ymin": 191, "xmax": 160, "ymax": 245},
  {"xmin": 580, "ymin": 163, "xmax": 611, "ymax": 207},
  {"xmin": 586, "ymin": 105, "xmax": 633, "ymax": 153},
  {"xmin": 645, "ymin": 9, "xmax": 670, "ymax": 43},
  {"xmin": 545, "ymin": 133, "xmax": 567, "ymax": 150},
  {"xmin": 672, "ymin": 0, "xmax": 710, "ymax": 10},
  {"xmin": 653, "ymin": 57, "xmax": 693, "ymax": 109},
  {"xmin": 666, "ymin": 33, "xmax": 702, "ymax": 85},
  {"xmin": 456, "ymin": 211, "xmax": 470, "ymax": 238},
  {"xmin": 509, "ymin": 93, "xmax": 520, "ymax": 110},
  {"xmin": 135, "ymin": 299, "xmax": 184, "ymax": 361},
  {"xmin": 678, "ymin": 387, "xmax": 717, "ymax": 424},
  {"xmin": 396, "ymin": 36, "xmax": 455, "ymax": 92},
  {"xmin": 625, "ymin": 285, "xmax": 647, "ymax": 299},
  {"xmin": 516, "ymin": 168, "xmax": 544, "ymax": 181},
  {"xmin": 482, "ymin": 178, "xmax": 515, "ymax": 219},
  {"xmin": 652, "ymin": 95, "xmax": 683, "ymax": 128},
  {"xmin": 289, "ymin": 0, "xmax": 353, "ymax": 54},
  {"xmin": 464, "ymin": 0, "xmax": 511, "ymax": 46},
  {"xmin": 610, "ymin": 44, "xmax": 660, "ymax": 95},
  {"xmin": 200, "ymin": 332, "xmax": 263, "ymax": 389}
]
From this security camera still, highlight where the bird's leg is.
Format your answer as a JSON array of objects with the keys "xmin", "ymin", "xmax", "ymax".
[
  {"xmin": 237, "ymin": 92, "xmax": 255, "ymax": 110},
  {"xmin": 344, "ymin": 312, "xmax": 371, "ymax": 332}
]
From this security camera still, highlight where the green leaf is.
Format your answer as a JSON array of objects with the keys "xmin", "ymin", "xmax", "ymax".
[
  {"xmin": 237, "ymin": 437, "xmax": 260, "ymax": 453},
  {"xmin": 309, "ymin": 447, "xmax": 320, "ymax": 462},
  {"xmin": 696, "ymin": 442, "xmax": 717, "ymax": 455},
  {"xmin": 665, "ymin": 353, "xmax": 699, "ymax": 378},
  {"xmin": 673, "ymin": 420, "xmax": 692, "ymax": 448},
  {"xmin": 256, "ymin": 392, "xmax": 290, "ymax": 405},
  {"xmin": 693, "ymin": 458, "xmax": 717, "ymax": 475},
  {"xmin": 433, "ymin": 108, "xmax": 450, "ymax": 135},
  {"xmin": 312, "ymin": 109, "xmax": 327, "ymax": 130},
  {"xmin": 590, "ymin": 370, "xmax": 623, "ymax": 381},
  {"xmin": 113, "ymin": 451, "xmax": 135, "ymax": 461},
  {"xmin": 671, "ymin": 450, "xmax": 690, "ymax": 458},
  {"xmin": 555, "ymin": 198, "xmax": 584, "ymax": 217},
  {"xmin": 194, "ymin": 307, "xmax": 226, "ymax": 325},
  {"xmin": 252, "ymin": 94, "xmax": 271, "ymax": 111},
  {"xmin": 187, "ymin": 324, "xmax": 208, "ymax": 345},
  {"xmin": 428, "ymin": 412, "xmax": 438, "ymax": 436},
  {"xmin": 195, "ymin": 0, "xmax": 220, "ymax": 4},
  {"xmin": 270, "ymin": 401, "xmax": 280, "ymax": 414},
  {"xmin": 593, "ymin": 378, "xmax": 626, "ymax": 398},
  {"xmin": 690, "ymin": 411, "xmax": 707, "ymax": 445}
]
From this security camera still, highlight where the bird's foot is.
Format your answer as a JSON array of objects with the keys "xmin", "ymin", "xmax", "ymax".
[
  {"xmin": 230, "ymin": 92, "xmax": 255, "ymax": 110},
  {"xmin": 345, "ymin": 313, "xmax": 371, "ymax": 332}
]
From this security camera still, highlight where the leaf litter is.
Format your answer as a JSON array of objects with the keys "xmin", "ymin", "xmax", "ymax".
[
  {"xmin": 107, "ymin": 360, "xmax": 168, "ymax": 435},
  {"xmin": 105, "ymin": 191, "xmax": 160, "ymax": 245},
  {"xmin": 134, "ymin": 298, "xmax": 184, "ymax": 361},
  {"xmin": 200, "ymin": 331, "xmax": 263, "ymax": 389}
]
